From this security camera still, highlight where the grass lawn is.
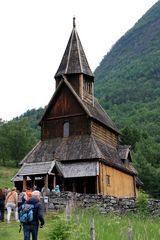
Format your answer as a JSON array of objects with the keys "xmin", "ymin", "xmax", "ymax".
[
  {"xmin": 0, "ymin": 212, "xmax": 54, "ymax": 240},
  {"xmin": 0, "ymin": 166, "xmax": 18, "ymax": 189},
  {"xmin": 0, "ymin": 210, "xmax": 160, "ymax": 240}
]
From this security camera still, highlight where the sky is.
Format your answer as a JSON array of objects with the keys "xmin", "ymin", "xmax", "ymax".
[{"xmin": 0, "ymin": 0, "xmax": 158, "ymax": 121}]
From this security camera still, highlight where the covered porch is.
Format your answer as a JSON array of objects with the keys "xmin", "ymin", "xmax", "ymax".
[{"xmin": 13, "ymin": 160, "xmax": 100, "ymax": 194}]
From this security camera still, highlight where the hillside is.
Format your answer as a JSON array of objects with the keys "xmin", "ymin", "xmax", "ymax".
[
  {"xmin": 94, "ymin": 1, "xmax": 160, "ymax": 197},
  {"xmin": 94, "ymin": 1, "xmax": 160, "ymax": 138}
]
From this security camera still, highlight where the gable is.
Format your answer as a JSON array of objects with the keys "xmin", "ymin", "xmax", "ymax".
[{"xmin": 44, "ymin": 83, "xmax": 85, "ymax": 120}]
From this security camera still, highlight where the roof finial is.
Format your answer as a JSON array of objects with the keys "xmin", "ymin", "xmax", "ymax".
[{"xmin": 73, "ymin": 16, "xmax": 76, "ymax": 28}]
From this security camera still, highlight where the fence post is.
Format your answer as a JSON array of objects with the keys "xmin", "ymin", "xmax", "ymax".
[
  {"xmin": 128, "ymin": 227, "xmax": 133, "ymax": 240},
  {"xmin": 90, "ymin": 219, "xmax": 95, "ymax": 240},
  {"xmin": 75, "ymin": 214, "xmax": 80, "ymax": 225},
  {"xmin": 65, "ymin": 201, "xmax": 71, "ymax": 223}
]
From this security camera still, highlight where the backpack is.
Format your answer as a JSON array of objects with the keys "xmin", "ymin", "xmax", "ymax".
[{"xmin": 19, "ymin": 203, "xmax": 34, "ymax": 223}]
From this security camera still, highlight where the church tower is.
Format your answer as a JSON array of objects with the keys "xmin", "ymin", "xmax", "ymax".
[{"xmin": 55, "ymin": 17, "xmax": 94, "ymax": 105}]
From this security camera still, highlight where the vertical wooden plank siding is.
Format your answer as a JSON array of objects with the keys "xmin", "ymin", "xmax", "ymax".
[
  {"xmin": 91, "ymin": 122, "xmax": 118, "ymax": 147},
  {"xmin": 79, "ymin": 74, "xmax": 83, "ymax": 99},
  {"xmin": 102, "ymin": 162, "xmax": 104, "ymax": 195},
  {"xmin": 104, "ymin": 165, "xmax": 135, "ymax": 197}
]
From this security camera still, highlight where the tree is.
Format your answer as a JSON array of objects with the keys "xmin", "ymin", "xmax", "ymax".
[
  {"xmin": 0, "ymin": 119, "xmax": 37, "ymax": 166},
  {"xmin": 120, "ymin": 126, "xmax": 141, "ymax": 150}
]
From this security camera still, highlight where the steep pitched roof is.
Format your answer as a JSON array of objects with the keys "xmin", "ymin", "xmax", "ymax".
[
  {"xmin": 19, "ymin": 135, "xmax": 136, "ymax": 176},
  {"xmin": 55, "ymin": 18, "xmax": 93, "ymax": 78},
  {"xmin": 40, "ymin": 77, "xmax": 119, "ymax": 133}
]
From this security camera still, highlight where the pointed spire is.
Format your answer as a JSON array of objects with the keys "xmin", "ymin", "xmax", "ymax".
[
  {"xmin": 55, "ymin": 18, "xmax": 93, "ymax": 78},
  {"xmin": 73, "ymin": 16, "xmax": 76, "ymax": 28}
]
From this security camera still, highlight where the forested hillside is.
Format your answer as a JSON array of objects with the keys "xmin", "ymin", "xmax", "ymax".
[
  {"xmin": 94, "ymin": 1, "xmax": 160, "ymax": 197},
  {"xmin": 0, "ymin": 1, "xmax": 160, "ymax": 198}
]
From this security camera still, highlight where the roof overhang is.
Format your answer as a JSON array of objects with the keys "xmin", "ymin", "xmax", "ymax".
[
  {"xmin": 56, "ymin": 161, "xmax": 99, "ymax": 178},
  {"xmin": 12, "ymin": 161, "xmax": 55, "ymax": 182}
]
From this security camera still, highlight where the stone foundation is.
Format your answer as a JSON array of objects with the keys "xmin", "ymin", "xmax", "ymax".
[{"xmin": 46, "ymin": 191, "xmax": 160, "ymax": 216}]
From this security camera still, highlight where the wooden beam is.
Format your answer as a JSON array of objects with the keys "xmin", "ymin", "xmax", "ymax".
[
  {"xmin": 96, "ymin": 175, "xmax": 99, "ymax": 194},
  {"xmin": 44, "ymin": 174, "xmax": 49, "ymax": 195},
  {"xmin": 46, "ymin": 113, "xmax": 84, "ymax": 121},
  {"xmin": 61, "ymin": 178, "xmax": 65, "ymax": 192},
  {"xmin": 53, "ymin": 175, "xmax": 56, "ymax": 189},
  {"xmin": 23, "ymin": 176, "xmax": 27, "ymax": 190}
]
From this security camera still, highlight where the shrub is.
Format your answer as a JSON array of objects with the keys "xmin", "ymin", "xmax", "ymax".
[
  {"xmin": 48, "ymin": 215, "xmax": 71, "ymax": 240},
  {"xmin": 136, "ymin": 190, "xmax": 149, "ymax": 215}
]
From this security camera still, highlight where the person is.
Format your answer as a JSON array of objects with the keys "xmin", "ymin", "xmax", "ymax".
[
  {"xmin": 25, "ymin": 187, "xmax": 32, "ymax": 201},
  {"xmin": 53, "ymin": 185, "xmax": 60, "ymax": 193},
  {"xmin": 18, "ymin": 189, "xmax": 26, "ymax": 208},
  {"xmin": 0, "ymin": 188, "xmax": 6, "ymax": 222},
  {"xmin": 41, "ymin": 187, "xmax": 50, "ymax": 197},
  {"xmin": 5, "ymin": 187, "xmax": 18, "ymax": 223},
  {"xmin": 20, "ymin": 190, "xmax": 45, "ymax": 240}
]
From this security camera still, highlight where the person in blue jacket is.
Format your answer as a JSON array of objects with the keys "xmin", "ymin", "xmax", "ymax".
[
  {"xmin": 20, "ymin": 190, "xmax": 45, "ymax": 240},
  {"xmin": 54, "ymin": 185, "xmax": 60, "ymax": 193}
]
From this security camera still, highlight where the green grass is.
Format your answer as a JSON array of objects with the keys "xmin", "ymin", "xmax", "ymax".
[
  {"xmin": 0, "ymin": 210, "xmax": 160, "ymax": 240},
  {"xmin": 0, "ymin": 212, "xmax": 55, "ymax": 240},
  {"xmin": 0, "ymin": 166, "xmax": 18, "ymax": 189},
  {"xmin": 69, "ymin": 209, "xmax": 160, "ymax": 240}
]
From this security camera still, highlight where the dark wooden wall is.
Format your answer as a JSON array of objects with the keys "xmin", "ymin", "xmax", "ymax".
[{"xmin": 42, "ymin": 115, "xmax": 90, "ymax": 140}]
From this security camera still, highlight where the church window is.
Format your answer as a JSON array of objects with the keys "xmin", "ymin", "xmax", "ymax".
[
  {"xmin": 63, "ymin": 122, "xmax": 69, "ymax": 137},
  {"xmin": 106, "ymin": 175, "xmax": 111, "ymax": 186}
]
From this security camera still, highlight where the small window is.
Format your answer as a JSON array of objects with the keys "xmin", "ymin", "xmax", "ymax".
[
  {"xmin": 63, "ymin": 122, "xmax": 69, "ymax": 137},
  {"xmin": 106, "ymin": 175, "xmax": 111, "ymax": 186}
]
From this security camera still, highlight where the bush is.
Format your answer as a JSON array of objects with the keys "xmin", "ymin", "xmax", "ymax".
[
  {"xmin": 136, "ymin": 190, "xmax": 149, "ymax": 215},
  {"xmin": 48, "ymin": 215, "xmax": 72, "ymax": 240}
]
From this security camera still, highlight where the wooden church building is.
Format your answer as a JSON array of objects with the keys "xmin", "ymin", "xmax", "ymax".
[{"xmin": 13, "ymin": 18, "xmax": 137, "ymax": 197}]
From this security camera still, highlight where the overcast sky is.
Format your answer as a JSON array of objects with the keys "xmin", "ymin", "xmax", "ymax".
[{"xmin": 0, "ymin": 0, "xmax": 158, "ymax": 121}]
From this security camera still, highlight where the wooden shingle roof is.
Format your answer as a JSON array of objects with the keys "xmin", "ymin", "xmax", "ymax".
[
  {"xmin": 55, "ymin": 18, "xmax": 93, "ymax": 78},
  {"xmin": 56, "ymin": 161, "xmax": 98, "ymax": 178},
  {"xmin": 20, "ymin": 135, "xmax": 136, "ymax": 176}
]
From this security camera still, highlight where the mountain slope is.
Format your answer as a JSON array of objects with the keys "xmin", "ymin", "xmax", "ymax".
[
  {"xmin": 94, "ymin": 1, "xmax": 160, "ymax": 197},
  {"xmin": 94, "ymin": 1, "xmax": 160, "ymax": 140}
]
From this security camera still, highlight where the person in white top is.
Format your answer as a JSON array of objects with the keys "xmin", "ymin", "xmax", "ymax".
[{"xmin": 5, "ymin": 187, "xmax": 19, "ymax": 223}]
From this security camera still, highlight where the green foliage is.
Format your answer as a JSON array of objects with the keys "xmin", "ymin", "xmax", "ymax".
[
  {"xmin": 94, "ymin": 1, "xmax": 160, "ymax": 198},
  {"xmin": 136, "ymin": 191, "xmax": 149, "ymax": 215},
  {"xmin": 48, "ymin": 215, "xmax": 72, "ymax": 240},
  {"xmin": 133, "ymin": 137, "xmax": 160, "ymax": 198},
  {"xmin": 120, "ymin": 126, "xmax": 141, "ymax": 150},
  {"xmin": 15, "ymin": 107, "xmax": 44, "ymax": 139},
  {"xmin": 0, "ymin": 118, "xmax": 37, "ymax": 166}
]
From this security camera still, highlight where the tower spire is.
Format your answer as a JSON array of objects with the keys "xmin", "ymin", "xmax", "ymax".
[
  {"xmin": 55, "ymin": 18, "xmax": 93, "ymax": 78},
  {"xmin": 73, "ymin": 16, "xmax": 76, "ymax": 28}
]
